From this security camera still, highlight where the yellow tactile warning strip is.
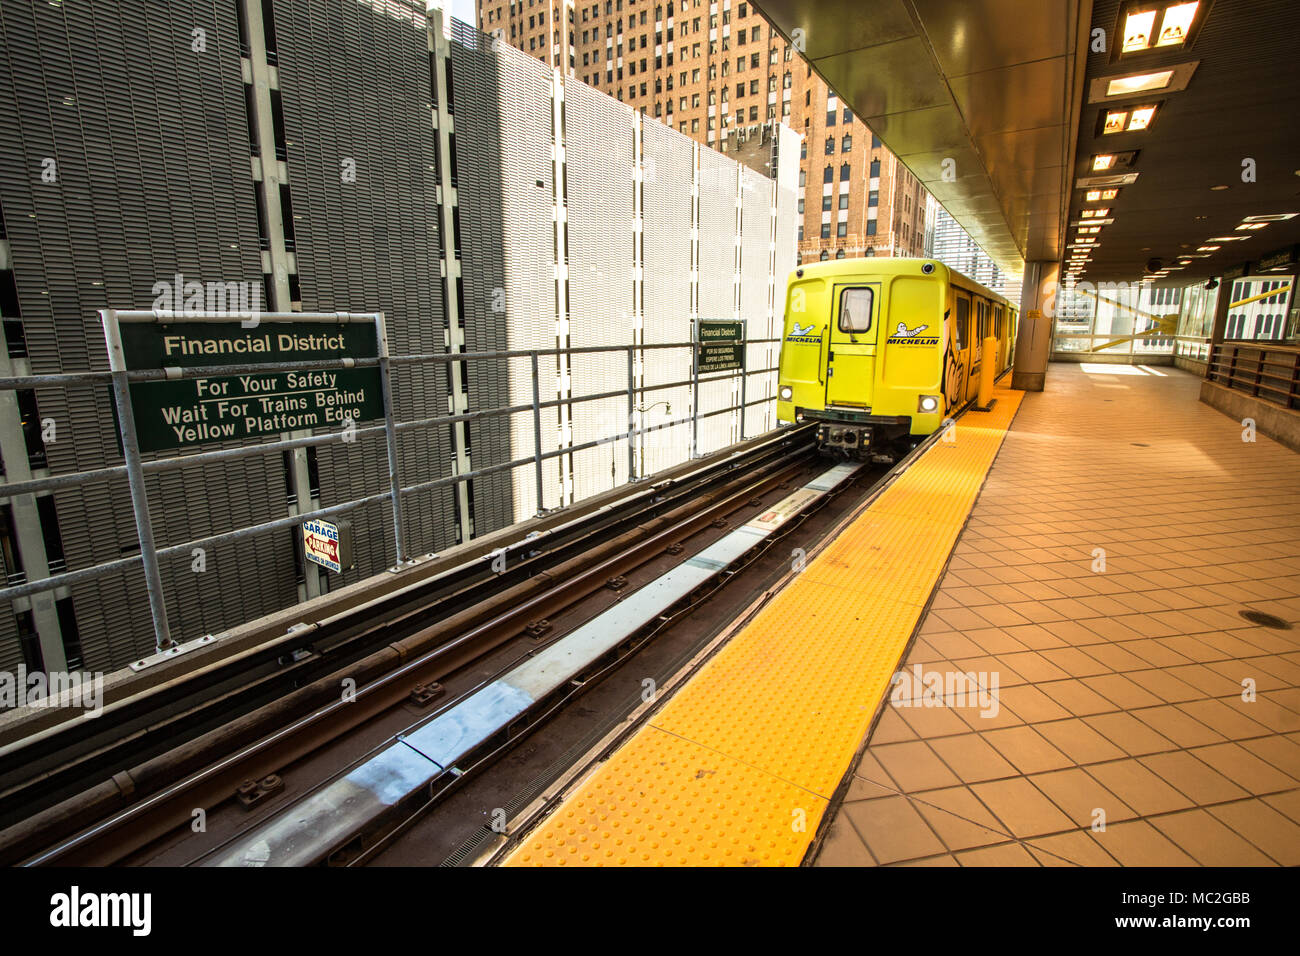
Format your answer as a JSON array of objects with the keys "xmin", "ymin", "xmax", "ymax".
[{"xmin": 505, "ymin": 385, "xmax": 1025, "ymax": 866}]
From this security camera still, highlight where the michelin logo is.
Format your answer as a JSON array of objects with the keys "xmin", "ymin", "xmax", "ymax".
[
  {"xmin": 888, "ymin": 321, "xmax": 939, "ymax": 346},
  {"xmin": 785, "ymin": 321, "xmax": 821, "ymax": 343}
]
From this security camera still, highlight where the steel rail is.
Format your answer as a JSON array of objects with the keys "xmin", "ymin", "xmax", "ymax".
[{"xmin": 3, "ymin": 434, "xmax": 813, "ymax": 865}]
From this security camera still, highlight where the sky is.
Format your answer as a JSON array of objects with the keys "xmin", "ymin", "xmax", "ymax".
[{"xmin": 442, "ymin": 0, "xmax": 478, "ymax": 27}]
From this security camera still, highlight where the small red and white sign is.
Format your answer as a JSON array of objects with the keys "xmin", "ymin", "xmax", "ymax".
[{"xmin": 303, "ymin": 518, "xmax": 342, "ymax": 572}]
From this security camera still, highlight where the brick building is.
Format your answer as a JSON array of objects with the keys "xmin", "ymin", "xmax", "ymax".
[{"xmin": 476, "ymin": 0, "xmax": 932, "ymax": 264}]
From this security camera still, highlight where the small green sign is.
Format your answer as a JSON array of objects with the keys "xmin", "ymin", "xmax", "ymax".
[
  {"xmin": 696, "ymin": 319, "xmax": 745, "ymax": 374},
  {"xmin": 119, "ymin": 320, "xmax": 383, "ymax": 452}
]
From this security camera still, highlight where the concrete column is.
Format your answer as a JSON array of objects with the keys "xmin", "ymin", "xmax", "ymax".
[
  {"xmin": 1011, "ymin": 259, "xmax": 1059, "ymax": 392},
  {"xmin": 240, "ymin": 0, "xmax": 321, "ymax": 599},
  {"xmin": 1207, "ymin": 280, "xmax": 1230, "ymax": 345}
]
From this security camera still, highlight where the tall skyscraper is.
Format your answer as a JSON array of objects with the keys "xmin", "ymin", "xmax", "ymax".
[{"xmin": 477, "ymin": 0, "xmax": 932, "ymax": 264}]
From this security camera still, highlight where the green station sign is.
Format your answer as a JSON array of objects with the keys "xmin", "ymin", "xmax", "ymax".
[
  {"xmin": 696, "ymin": 319, "xmax": 745, "ymax": 374},
  {"xmin": 119, "ymin": 320, "xmax": 383, "ymax": 452}
]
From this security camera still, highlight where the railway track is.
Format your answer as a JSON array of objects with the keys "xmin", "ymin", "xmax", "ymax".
[{"xmin": 1, "ymin": 427, "xmax": 825, "ymax": 865}]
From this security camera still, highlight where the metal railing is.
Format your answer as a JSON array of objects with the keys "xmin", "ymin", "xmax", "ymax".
[
  {"xmin": 0, "ymin": 309, "xmax": 781, "ymax": 654},
  {"xmin": 1206, "ymin": 341, "xmax": 1300, "ymax": 410}
]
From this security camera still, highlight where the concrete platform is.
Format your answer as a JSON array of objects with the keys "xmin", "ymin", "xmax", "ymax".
[{"xmin": 817, "ymin": 363, "xmax": 1300, "ymax": 867}]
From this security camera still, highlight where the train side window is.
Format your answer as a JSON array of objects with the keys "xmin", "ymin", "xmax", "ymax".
[
  {"xmin": 838, "ymin": 287, "xmax": 873, "ymax": 333},
  {"xmin": 955, "ymin": 297, "xmax": 969, "ymax": 350}
]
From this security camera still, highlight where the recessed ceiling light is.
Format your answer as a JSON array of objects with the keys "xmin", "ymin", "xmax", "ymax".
[
  {"xmin": 1196, "ymin": 244, "xmax": 1220, "ymax": 251},
  {"xmin": 1242, "ymin": 213, "xmax": 1297, "ymax": 222},
  {"xmin": 1103, "ymin": 104, "xmax": 1159, "ymax": 134},
  {"xmin": 1093, "ymin": 154, "xmax": 1117, "ymax": 171},
  {"xmin": 1157, "ymin": 2, "xmax": 1199, "ymax": 47},
  {"xmin": 1236, "ymin": 223, "xmax": 1267, "ymax": 231},
  {"xmin": 1078, "ymin": 172, "xmax": 1140, "ymax": 188},
  {"xmin": 1208, "ymin": 235, "xmax": 1248, "ymax": 242},
  {"xmin": 1127, "ymin": 105, "xmax": 1157, "ymax": 130},
  {"xmin": 1107, "ymin": 70, "xmax": 1174, "ymax": 96},
  {"xmin": 1122, "ymin": 9, "xmax": 1159, "ymax": 53},
  {"xmin": 1210, "ymin": 184, "xmax": 1229, "ymax": 190}
]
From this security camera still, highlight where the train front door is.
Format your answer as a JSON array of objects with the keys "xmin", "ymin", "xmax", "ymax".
[{"xmin": 825, "ymin": 284, "xmax": 878, "ymax": 408}]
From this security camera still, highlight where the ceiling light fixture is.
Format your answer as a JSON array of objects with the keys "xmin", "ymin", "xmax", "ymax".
[
  {"xmin": 1127, "ymin": 104, "xmax": 1157, "ymax": 130},
  {"xmin": 1157, "ymin": 2, "xmax": 1199, "ymax": 46},
  {"xmin": 1107, "ymin": 70, "xmax": 1174, "ymax": 96},
  {"xmin": 1122, "ymin": 9, "xmax": 1158, "ymax": 52},
  {"xmin": 1102, "ymin": 104, "xmax": 1158, "ymax": 134}
]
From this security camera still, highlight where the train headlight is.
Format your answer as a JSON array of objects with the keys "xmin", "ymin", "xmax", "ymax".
[
  {"xmin": 918, "ymin": 395, "xmax": 940, "ymax": 413},
  {"xmin": 779, "ymin": 385, "xmax": 794, "ymax": 401}
]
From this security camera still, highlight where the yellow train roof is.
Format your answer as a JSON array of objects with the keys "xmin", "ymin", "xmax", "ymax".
[{"xmin": 788, "ymin": 257, "xmax": 1014, "ymax": 309}]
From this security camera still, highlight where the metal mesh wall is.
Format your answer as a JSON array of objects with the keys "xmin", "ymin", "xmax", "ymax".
[
  {"xmin": 639, "ymin": 119, "xmax": 695, "ymax": 476},
  {"xmin": 741, "ymin": 167, "xmax": 775, "ymax": 438},
  {"xmin": 0, "ymin": 2, "xmax": 800, "ymax": 670},
  {"xmin": 273, "ymin": 0, "xmax": 454, "ymax": 582},
  {"xmin": 449, "ymin": 18, "xmax": 559, "ymax": 529},
  {"xmin": 695, "ymin": 148, "xmax": 739, "ymax": 454},
  {"xmin": 563, "ymin": 81, "xmax": 635, "ymax": 501},
  {"xmin": 0, "ymin": 0, "xmax": 285, "ymax": 669}
]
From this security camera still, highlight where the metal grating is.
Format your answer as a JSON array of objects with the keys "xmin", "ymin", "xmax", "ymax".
[
  {"xmin": 273, "ymin": 0, "xmax": 453, "ymax": 576},
  {"xmin": 450, "ymin": 18, "xmax": 559, "ymax": 529},
  {"xmin": 563, "ymin": 80, "xmax": 635, "ymax": 502},
  {"xmin": 640, "ymin": 118, "xmax": 695, "ymax": 475},
  {"xmin": 0, "ymin": 0, "xmax": 284, "ymax": 669}
]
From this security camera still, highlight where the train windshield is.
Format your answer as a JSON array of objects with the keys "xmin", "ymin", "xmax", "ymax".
[{"xmin": 838, "ymin": 287, "xmax": 873, "ymax": 334}]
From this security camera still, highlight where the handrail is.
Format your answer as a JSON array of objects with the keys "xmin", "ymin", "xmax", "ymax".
[{"xmin": 1206, "ymin": 341, "xmax": 1300, "ymax": 412}]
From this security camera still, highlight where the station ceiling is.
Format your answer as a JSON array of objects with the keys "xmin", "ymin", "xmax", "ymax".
[{"xmin": 755, "ymin": 0, "xmax": 1300, "ymax": 288}]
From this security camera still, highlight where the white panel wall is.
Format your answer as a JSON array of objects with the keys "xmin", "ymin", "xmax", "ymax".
[
  {"xmin": 640, "ymin": 118, "xmax": 696, "ymax": 475},
  {"xmin": 563, "ymin": 81, "xmax": 635, "ymax": 501}
]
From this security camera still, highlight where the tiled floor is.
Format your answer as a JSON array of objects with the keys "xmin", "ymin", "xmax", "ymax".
[{"xmin": 815, "ymin": 363, "xmax": 1300, "ymax": 867}]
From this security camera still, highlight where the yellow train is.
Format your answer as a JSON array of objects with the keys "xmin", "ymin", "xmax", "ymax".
[{"xmin": 776, "ymin": 258, "xmax": 1016, "ymax": 459}]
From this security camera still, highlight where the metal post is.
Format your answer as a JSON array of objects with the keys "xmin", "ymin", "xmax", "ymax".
[
  {"xmin": 375, "ymin": 314, "xmax": 407, "ymax": 566},
  {"xmin": 531, "ymin": 351, "xmax": 545, "ymax": 516},
  {"xmin": 626, "ymin": 345, "xmax": 636, "ymax": 480},
  {"xmin": 101, "ymin": 310, "xmax": 172, "ymax": 652},
  {"xmin": 738, "ymin": 327, "xmax": 747, "ymax": 442},
  {"xmin": 690, "ymin": 321, "xmax": 700, "ymax": 458}
]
